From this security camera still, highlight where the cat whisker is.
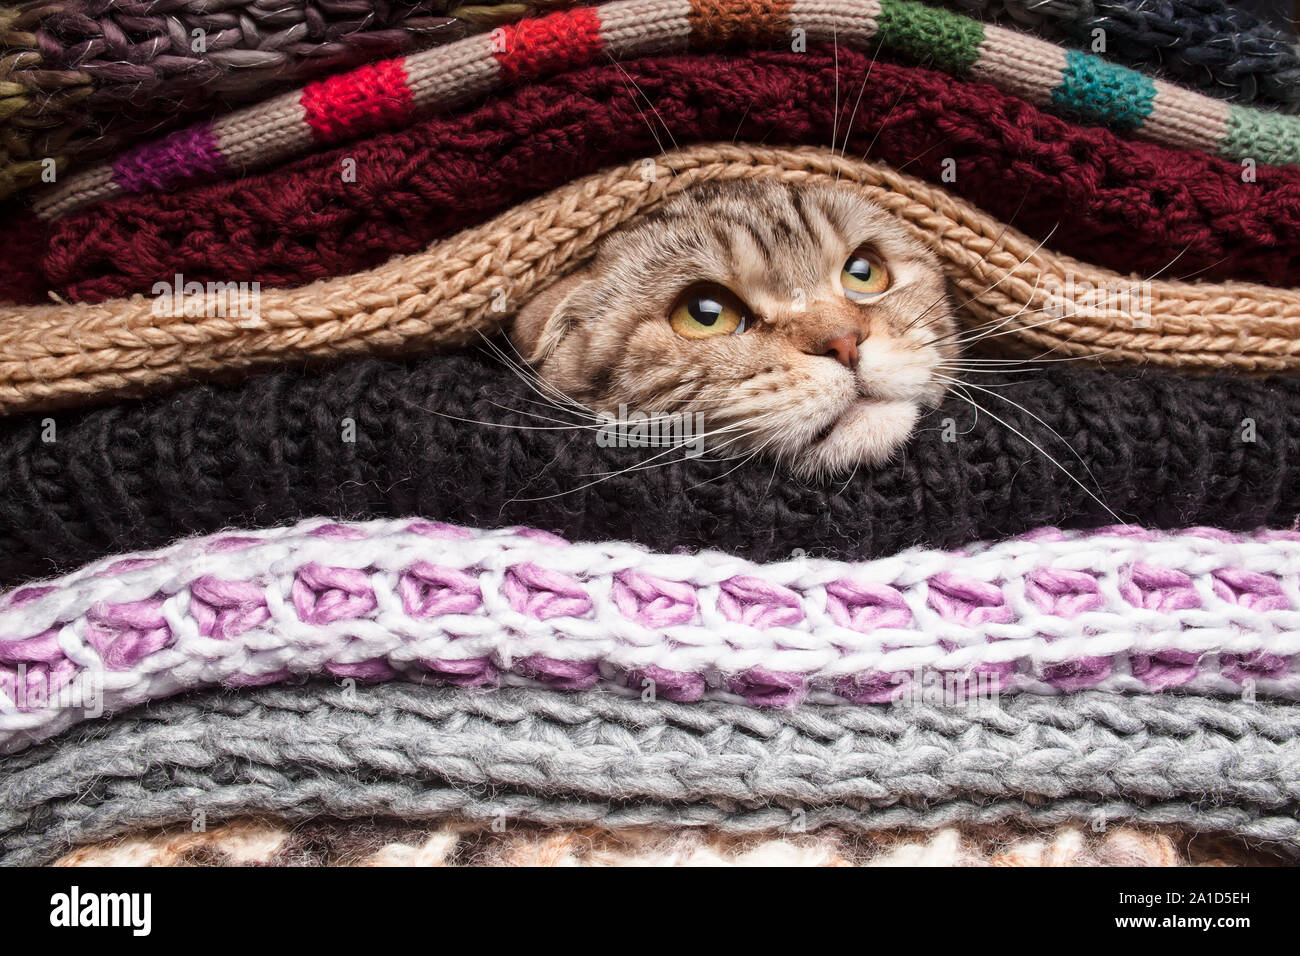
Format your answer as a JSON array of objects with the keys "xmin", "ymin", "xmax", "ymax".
[
  {"xmin": 477, "ymin": 332, "xmax": 603, "ymax": 418},
  {"xmin": 902, "ymin": 222, "xmax": 1060, "ymax": 339},
  {"xmin": 603, "ymin": 52, "xmax": 681, "ymax": 158},
  {"xmin": 934, "ymin": 373, "xmax": 1122, "ymax": 523},
  {"xmin": 836, "ymin": 28, "xmax": 883, "ymax": 162}
]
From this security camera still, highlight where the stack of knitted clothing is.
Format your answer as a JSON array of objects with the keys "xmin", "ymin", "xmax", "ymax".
[{"xmin": 2, "ymin": 0, "xmax": 1299, "ymax": 867}]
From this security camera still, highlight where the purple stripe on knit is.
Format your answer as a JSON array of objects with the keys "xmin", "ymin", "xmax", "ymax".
[
  {"xmin": 1222, "ymin": 651, "xmax": 1289, "ymax": 683},
  {"xmin": 420, "ymin": 656, "xmax": 498, "ymax": 686},
  {"xmin": 1131, "ymin": 650, "xmax": 1200, "ymax": 689},
  {"xmin": 836, "ymin": 670, "xmax": 911, "ymax": 704},
  {"xmin": 825, "ymin": 580, "xmax": 911, "ymax": 631},
  {"xmin": 2, "ymin": 586, "xmax": 55, "ymax": 609},
  {"xmin": 112, "ymin": 122, "xmax": 228, "ymax": 194},
  {"xmin": 503, "ymin": 564, "xmax": 592, "ymax": 620},
  {"xmin": 86, "ymin": 600, "xmax": 173, "ymax": 670},
  {"xmin": 326, "ymin": 659, "xmax": 399, "ymax": 680},
  {"xmin": 727, "ymin": 667, "xmax": 806, "ymax": 707},
  {"xmin": 627, "ymin": 664, "xmax": 707, "ymax": 702},
  {"xmin": 1041, "ymin": 657, "xmax": 1112, "ymax": 691},
  {"xmin": 190, "ymin": 576, "xmax": 271, "ymax": 639},
  {"xmin": 612, "ymin": 571, "xmax": 698, "ymax": 626},
  {"xmin": 516, "ymin": 655, "xmax": 600, "ymax": 690},
  {"xmin": 718, "ymin": 576, "xmax": 804, "ymax": 629}
]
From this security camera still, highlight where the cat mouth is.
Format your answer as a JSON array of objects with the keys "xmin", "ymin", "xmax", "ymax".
[{"xmin": 808, "ymin": 397, "xmax": 875, "ymax": 446}]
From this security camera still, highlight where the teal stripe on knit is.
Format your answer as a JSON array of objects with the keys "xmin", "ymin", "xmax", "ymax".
[
  {"xmin": 1222, "ymin": 105, "xmax": 1300, "ymax": 168},
  {"xmin": 1050, "ymin": 49, "xmax": 1156, "ymax": 132}
]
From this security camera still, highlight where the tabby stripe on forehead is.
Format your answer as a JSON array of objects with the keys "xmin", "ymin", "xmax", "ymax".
[{"xmin": 688, "ymin": 0, "xmax": 793, "ymax": 46}]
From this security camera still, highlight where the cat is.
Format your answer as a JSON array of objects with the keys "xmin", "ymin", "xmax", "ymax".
[{"xmin": 509, "ymin": 179, "xmax": 959, "ymax": 479}]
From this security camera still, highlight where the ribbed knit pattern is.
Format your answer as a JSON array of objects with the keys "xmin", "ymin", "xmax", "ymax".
[
  {"xmin": 28, "ymin": 0, "xmax": 1300, "ymax": 217},
  {"xmin": 943, "ymin": 0, "xmax": 1300, "ymax": 109},
  {"xmin": 9, "ymin": 47, "xmax": 1299, "ymax": 306},
  {"xmin": 5, "ymin": 144, "xmax": 1300, "ymax": 417},
  {"xmin": 4, "ymin": 682, "xmax": 1299, "ymax": 865},
  {"xmin": 1, "ymin": 352, "xmax": 1296, "ymax": 586}
]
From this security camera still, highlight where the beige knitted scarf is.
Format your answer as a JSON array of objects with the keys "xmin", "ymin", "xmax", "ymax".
[{"xmin": 2, "ymin": 143, "xmax": 1297, "ymax": 415}]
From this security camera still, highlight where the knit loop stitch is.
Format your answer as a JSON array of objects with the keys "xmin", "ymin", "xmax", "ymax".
[
  {"xmin": 942, "ymin": 0, "xmax": 1300, "ymax": 108},
  {"xmin": 15, "ymin": 45, "xmax": 1300, "ymax": 307},
  {"xmin": 2, "ymin": 354, "xmax": 1296, "ymax": 583},
  {"xmin": 0, "ymin": 0, "xmax": 544, "ymax": 198},
  {"xmin": 3, "ymin": 518, "xmax": 1299, "ymax": 753},
  {"xmin": 29, "ymin": 0, "xmax": 1300, "ymax": 218},
  {"xmin": 4, "ymin": 681, "xmax": 1300, "ymax": 864},
  {"xmin": 5, "ymin": 144, "xmax": 1300, "ymax": 417}
]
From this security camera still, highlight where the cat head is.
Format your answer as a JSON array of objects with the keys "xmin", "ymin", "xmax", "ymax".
[{"xmin": 509, "ymin": 179, "xmax": 959, "ymax": 478}]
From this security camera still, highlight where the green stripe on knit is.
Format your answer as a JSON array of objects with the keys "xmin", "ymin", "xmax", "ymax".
[
  {"xmin": 1222, "ymin": 105, "xmax": 1300, "ymax": 168},
  {"xmin": 876, "ymin": 0, "xmax": 984, "ymax": 74},
  {"xmin": 1051, "ymin": 50, "xmax": 1156, "ymax": 132}
]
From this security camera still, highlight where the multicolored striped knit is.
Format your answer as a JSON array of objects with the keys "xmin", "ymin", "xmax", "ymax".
[{"xmin": 30, "ymin": 0, "xmax": 1300, "ymax": 219}]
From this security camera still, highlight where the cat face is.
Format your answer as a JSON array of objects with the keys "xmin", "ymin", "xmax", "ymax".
[{"xmin": 510, "ymin": 179, "xmax": 959, "ymax": 478}]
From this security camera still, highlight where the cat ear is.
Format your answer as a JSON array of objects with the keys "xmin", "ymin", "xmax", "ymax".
[{"xmin": 509, "ymin": 268, "xmax": 592, "ymax": 364}]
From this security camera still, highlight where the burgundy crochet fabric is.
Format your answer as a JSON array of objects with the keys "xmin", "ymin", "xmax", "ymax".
[{"xmin": 7, "ymin": 45, "xmax": 1300, "ymax": 304}]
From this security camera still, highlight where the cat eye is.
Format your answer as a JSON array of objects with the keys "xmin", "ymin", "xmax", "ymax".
[
  {"xmin": 669, "ymin": 283, "xmax": 752, "ymax": 339},
  {"xmin": 841, "ymin": 248, "xmax": 890, "ymax": 300}
]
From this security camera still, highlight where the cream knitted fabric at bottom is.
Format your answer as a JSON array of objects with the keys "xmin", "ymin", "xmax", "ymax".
[{"xmin": 52, "ymin": 819, "xmax": 1281, "ymax": 867}]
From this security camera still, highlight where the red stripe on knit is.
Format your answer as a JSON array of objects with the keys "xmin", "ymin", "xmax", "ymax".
[
  {"xmin": 493, "ymin": 7, "xmax": 603, "ymax": 83},
  {"xmin": 301, "ymin": 58, "xmax": 416, "ymax": 143},
  {"xmin": 18, "ymin": 49, "xmax": 1300, "ymax": 305}
]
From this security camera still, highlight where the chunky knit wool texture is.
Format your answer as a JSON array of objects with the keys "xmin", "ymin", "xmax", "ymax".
[
  {"xmin": 4, "ymin": 681, "xmax": 1299, "ymax": 865},
  {"xmin": 5, "ymin": 145, "xmax": 1300, "ymax": 417},
  {"xmin": 9, "ymin": 47, "xmax": 1300, "ymax": 306},
  {"xmin": 0, "ymin": 0, "xmax": 552, "ymax": 198},
  {"xmin": 5, "ymin": 518, "xmax": 1298, "ymax": 751},
  {"xmin": 944, "ymin": 0, "xmax": 1300, "ymax": 108},
  {"xmin": 52, "ymin": 819, "xmax": 1282, "ymax": 867},
  {"xmin": 29, "ymin": 0, "xmax": 1300, "ymax": 218},
  {"xmin": 1, "ymin": 352, "xmax": 1296, "ymax": 586}
]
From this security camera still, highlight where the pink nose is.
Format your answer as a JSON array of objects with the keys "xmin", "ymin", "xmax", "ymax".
[{"xmin": 822, "ymin": 332, "xmax": 859, "ymax": 369}]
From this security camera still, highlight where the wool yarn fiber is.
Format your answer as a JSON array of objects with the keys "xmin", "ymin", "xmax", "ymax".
[
  {"xmin": 5, "ymin": 144, "xmax": 1300, "ymax": 418},
  {"xmin": 30, "ymin": 0, "xmax": 1300, "ymax": 219},
  {"xmin": 0, "ymin": 0, "xmax": 546, "ymax": 198},
  {"xmin": 4, "ymin": 681, "xmax": 1299, "ymax": 865},
  {"xmin": 943, "ymin": 0, "xmax": 1300, "ymax": 108},
  {"xmin": 52, "ymin": 818, "xmax": 1279, "ymax": 867},
  {"xmin": 8, "ymin": 47, "xmax": 1300, "ymax": 307},
  {"xmin": 5, "ymin": 518, "xmax": 1297, "ymax": 751},
  {"xmin": 0, "ymin": 351, "xmax": 1296, "ymax": 585}
]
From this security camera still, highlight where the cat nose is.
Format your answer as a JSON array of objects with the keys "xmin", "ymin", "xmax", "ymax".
[{"xmin": 820, "ymin": 332, "xmax": 860, "ymax": 369}]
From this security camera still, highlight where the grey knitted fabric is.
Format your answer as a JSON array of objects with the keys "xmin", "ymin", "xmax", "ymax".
[{"xmin": 3, "ymin": 682, "xmax": 1299, "ymax": 865}]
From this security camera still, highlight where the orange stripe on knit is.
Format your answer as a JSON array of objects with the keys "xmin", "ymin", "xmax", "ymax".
[{"xmin": 689, "ymin": 0, "xmax": 793, "ymax": 46}]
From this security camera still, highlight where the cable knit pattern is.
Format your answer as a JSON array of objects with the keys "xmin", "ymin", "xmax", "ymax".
[
  {"xmin": 943, "ymin": 0, "xmax": 1300, "ymax": 109},
  {"xmin": 0, "ymin": 0, "xmax": 555, "ymax": 198},
  {"xmin": 8, "ymin": 47, "xmax": 1300, "ymax": 306},
  {"xmin": 6, "ymin": 145, "xmax": 1300, "ymax": 418},
  {"xmin": 29, "ymin": 0, "xmax": 1300, "ymax": 217},
  {"xmin": 4, "ymin": 682, "xmax": 1299, "ymax": 865},
  {"xmin": 4, "ymin": 518, "xmax": 1300, "ymax": 751},
  {"xmin": 0, "ymin": 353, "xmax": 1296, "ymax": 587}
]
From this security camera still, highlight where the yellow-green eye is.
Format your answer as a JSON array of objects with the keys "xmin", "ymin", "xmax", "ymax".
[
  {"xmin": 841, "ymin": 249, "xmax": 890, "ymax": 300},
  {"xmin": 669, "ymin": 284, "xmax": 751, "ymax": 339}
]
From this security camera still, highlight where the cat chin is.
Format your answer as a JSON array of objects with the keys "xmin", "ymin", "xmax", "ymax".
[{"xmin": 788, "ymin": 399, "xmax": 919, "ymax": 480}]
